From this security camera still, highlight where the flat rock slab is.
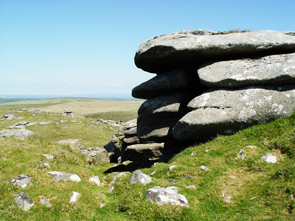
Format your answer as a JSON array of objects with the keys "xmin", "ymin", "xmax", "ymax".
[
  {"xmin": 198, "ymin": 52, "xmax": 295, "ymax": 88},
  {"xmin": 0, "ymin": 129, "xmax": 35, "ymax": 140},
  {"xmin": 261, "ymin": 153, "xmax": 277, "ymax": 163},
  {"xmin": 47, "ymin": 171, "xmax": 81, "ymax": 182},
  {"xmin": 173, "ymin": 85, "xmax": 295, "ymax": 140},
  {"xmin": 13, "ymin": 192, "xmax": 34, "ymax": 211},
  {"xmin": 129, "ymin": 170, "xmax": 152, "ymax": 185},
  {"xmin": 124, "ymin": 143, "xmax": 164, "ymax": 161},
  {"xmin": 146, "ymin": 186, "xmax": 188, "ymax": 207},
  {"xmin": 80, "ymin": 147, "xmax": 110, "ymax": 164},
  {"xmin": 56, "ymin": 139, "xmax": 84, "ymax": 150},
  {"xmin": 12, "ymin": 174, "xmax": 32, "ymax": 188},
  {"xmin": 132, "ymin": 67, "xmax": 200, "ymax": 99},
  {"xmin": 135, "ymin": 30, "xmax": 295, "ymax": 73}
]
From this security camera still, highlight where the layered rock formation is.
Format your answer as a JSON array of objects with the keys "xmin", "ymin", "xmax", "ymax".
[{"xmin": 110, "ymin": 30, "xmax": 295, "ymax": 162}]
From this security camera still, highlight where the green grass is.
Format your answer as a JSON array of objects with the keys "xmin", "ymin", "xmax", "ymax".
[
  {"xmin": 84, "ymin": 110, "xmax": 138, "ymax": 122},
  {"xmin": 1, "ymin": 104, "xmax": 295, "ymax": 220}
]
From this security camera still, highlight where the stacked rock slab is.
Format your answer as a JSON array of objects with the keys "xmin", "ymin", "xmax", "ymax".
[{"xmin": 129, "ymin": 30, "xmax": 295, "ymax": 157}]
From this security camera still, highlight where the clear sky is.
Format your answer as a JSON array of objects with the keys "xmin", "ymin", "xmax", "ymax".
[{"xmin": 1, "ymin": 0, "xmax": 295, "ymax": 98}]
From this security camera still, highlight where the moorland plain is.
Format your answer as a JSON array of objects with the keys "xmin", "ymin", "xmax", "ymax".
[{"xmin": 0, "ymin": 98, "xmax": 295, "ymax": 220}]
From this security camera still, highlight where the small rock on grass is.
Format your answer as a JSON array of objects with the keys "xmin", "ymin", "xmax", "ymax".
[
  {"xmin": 129, "ymin": 170, "xmax": 152, "ymax": 185},
  {"xmin": 146, "ymin": 186, "xmax": 189, "ymax": 207},
  {"xmin": 47, "ymin": 171, "xmax": 81, "ymax": 182},
  {"xmin": 89, "ymin": 176, "xmax": 100, "ymax": 186},
  {"xmin": 70, "ymin": 191, "xmax": 80, "ymax": 203},
  {"xmin": 41, "ymin": 198, "xmax": 51, "ymax": 207},
  {"xmin": 200, "ymin": 166, "xmax": 211, "ymax": 171},
  {"xmin": 261, "ymin": 153, "xmax": 277, "ymax": 163},
  {"xmin": 43, "ymin": 154, "xmax": 54, "ymax": 161},
  {"xmin": 13, "ymin": 192, "xmax": 34, "ymax": 211},
  {"xmin": 12, "ymin": 174, "xmax": 32, "ymax": 188}
]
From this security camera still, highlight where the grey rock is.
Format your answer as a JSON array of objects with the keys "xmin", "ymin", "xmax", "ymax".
[
  {"xmin": 80, "ymin": 147, "xmax": 110, "ymax": 164},
  {"xmin": 186, "ymin": 185, "xmax": 196, "ymax": 189},
  {"xmin": 0, "ymin": 129, "xmax": 35, "ymax": 140},
  {"xmin": 145, "ymin": 186, "xmax": 188, "ymax": 207},
  {"xmin": 40, "ymin": 198, "xmax": 51, "ymax": 207},
  {"xmin": 132, "ymin": 67, "xmax": 199, "ymax": 99},
  {"xmin": 200, "ymin": 166, "xmax": 211, "ymax": 171},
  {"xmin": 137, "ymin": 92, "xmax": 193, "ymax": 141},
  {"xmin": 104, "ymin": 139, "xmax": 118, "ymax": 152},
  {"xmin": 168, "ymin": 165, "xmax": 177, "ymax": 172},
  {"xmin": 124, "ymin": 127, "xmax": 137, "ymax": 136},
  {"xmin": 56, "ymin": 139, "xmax": 84, "ymax": 150},
  {"xmin": 89, "ymin": 176, "xmax": 100, "ymax": 186},
  {"xmin": 6, "ymin": 115, "xmax": 16, "ymax": 120},
  {"xmin": 123, "ymin": 136, "xmax": 140, "ymax": 144},
  {"xmin": 13, "ymin": 192, "xmax": 34, "ymax": 211},
  {"xmin": 69, "ymin": 191, "xmax": 80, "ymax": 203},
  {"xmin": 166, "ymin": 179, "xmax": 179, "ymax": 183},
  {"xmin": 12, "ymin": 174, "xmax": 32, "ymax": 188},
  {"xmin": 43, "ymin": 161, "xmax": 51, "ymax": 168},
  {"xmin": 124, "ymin": 143, "xmax": 164, "ymax": 161},
  {"xmin": 43, "ymin": 154, "xmax": 54, "ymax": 161},
  {"xmin": 173, "ymin": 85, "xmax": 295, "ymax": 140},
  {"xmin": 135, "ymin": 30, "xmax": 295, "ymax": 73},
  {"xmin": 24, "ymin": 108, "xmax": 43, "ymax": 114},
  {"xmin": 60, "ymin": 110, "xmax": 75, "ymax": 118},
  {"xmin": 129, "ymin": 170, "xmax": 152, "ymax": 185},
  {"xmin": 198, "ymin": 52, "xmax": 295, "ymax": 88},
  {"xmin": 261, "ymin": 153, "xmax": 277, "ymax": 163},
  {"xmin": 47, "ymin": 171, "xmax": 81, "ymax": 182}
]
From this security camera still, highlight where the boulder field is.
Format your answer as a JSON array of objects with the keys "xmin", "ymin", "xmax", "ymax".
[{"xmin": 107, "ymin": 30, "xmax": 295, "ymax": 162}]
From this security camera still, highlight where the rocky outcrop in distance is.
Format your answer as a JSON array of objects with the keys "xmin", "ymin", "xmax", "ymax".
[{"xmin": 113, "ymin": 29, "xmax": 295, "ymax": 162}]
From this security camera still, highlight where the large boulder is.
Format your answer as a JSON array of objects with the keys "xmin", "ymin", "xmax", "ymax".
[
  {"xmin": 135, "ymin": 30, "xmax": 295, "ymax": 73},
  {"xmin": 198, "ymin": 52, "xmax": 295, "ymax": 88},
  {"xmin": 137, "ymin": 92, "xmax": 194, "ymax": 141},
  {"xmin": 123, "ymin": 143, "xmax": 164, "ymax": 161},
  {"xmin": 132, "ymin": 67, "xmax": 201, "ymax": 99},
  {"xmin": 173, "ymin": 85, "xmax": 295, "ymax": 140}
]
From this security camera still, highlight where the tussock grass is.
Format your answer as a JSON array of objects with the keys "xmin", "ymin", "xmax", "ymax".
[{"xmin": 1, "ymin": 100, "xmax": 295, "ymax": 220}]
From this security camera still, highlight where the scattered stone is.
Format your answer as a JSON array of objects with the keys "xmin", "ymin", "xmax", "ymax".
[
  {"xmin": 145, "ymin": 186, "xmax": 189, "ymax": 207},
  {"xmin": 129, "ymin": 170, "xmax": 152, "ymax": 185},
  {"xmin": 43, "ymin": 154, "xmax": 54, "ymax": 161},
  {"xmin": 43, "ymin": 161, "xmax": 51, "ymax": 168},
  {"xmin": 70, "ymin": 191, "xmax": 80, "ymax": 203},
  {"xmin": 229, "ymin": 176, "xmax": 236, "ymax": 179},
  {"xmin": 80, "ymin": 147, "xmax": 110, "ymax": 164},
  {"xmin": 40, "ymin": 198, "xmax": 51, "ymax": 207},
  {"xmin": 150, "ymin": 170, "xmax": 157, "ymax": 176},
  {"xmin": 261, "ymin": 153, "xmax": 277, "ymax": 163},
  {"xmin": 60, "ymin": 110, "xmax": 75, "ymax": 118},
  {"xmin": 89, "ymin": 176, "xmax": 100, "ymax": 186},
  {"xmin": 168, "ymin": 165, "xmax": 177, "ymax": 172},
  {"xmin": 60, "ymin": 120, "xmax": 67, "ymax": 124},
  {"xmin": 12, "ymin": 174, "xmax": 32, "ymax": 188},
  {"xmin": 237, "ymin": 149, "xmax": 246, "ymax": 159},
  {"xmin": 13, "ymin": 192, "xmax": 34, "ymax": 211},
  {"xmin": 200, "ymin": 166, "xmax": 211, "ymax": 171},
  {"xmin": 47, "ymin": 171, "xmax": 81, "ymax": 182},
  {"xmin": 56, "ymin": 139, "xmax": 84, "ymax": 150},
  {"xmin": 186, "ymin": 185, "xmax": 196, "ymax": 189},
  {"xmin": 0, "ymin": 129, "xmax": 35, "ymax": 140}
]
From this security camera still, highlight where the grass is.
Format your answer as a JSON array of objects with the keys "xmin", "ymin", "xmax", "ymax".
[
  {"xmin": 220, "ymin": 29, "xmax": 251, "ymax": 34},
  {"xmin": 1, "ymin": 99, "xmax": 295, "ymax": 220}
]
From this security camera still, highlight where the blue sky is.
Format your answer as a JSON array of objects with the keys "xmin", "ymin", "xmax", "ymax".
[{"xmin": 1, "ymin": 0, "xmax": 295, "ymax": 98}]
